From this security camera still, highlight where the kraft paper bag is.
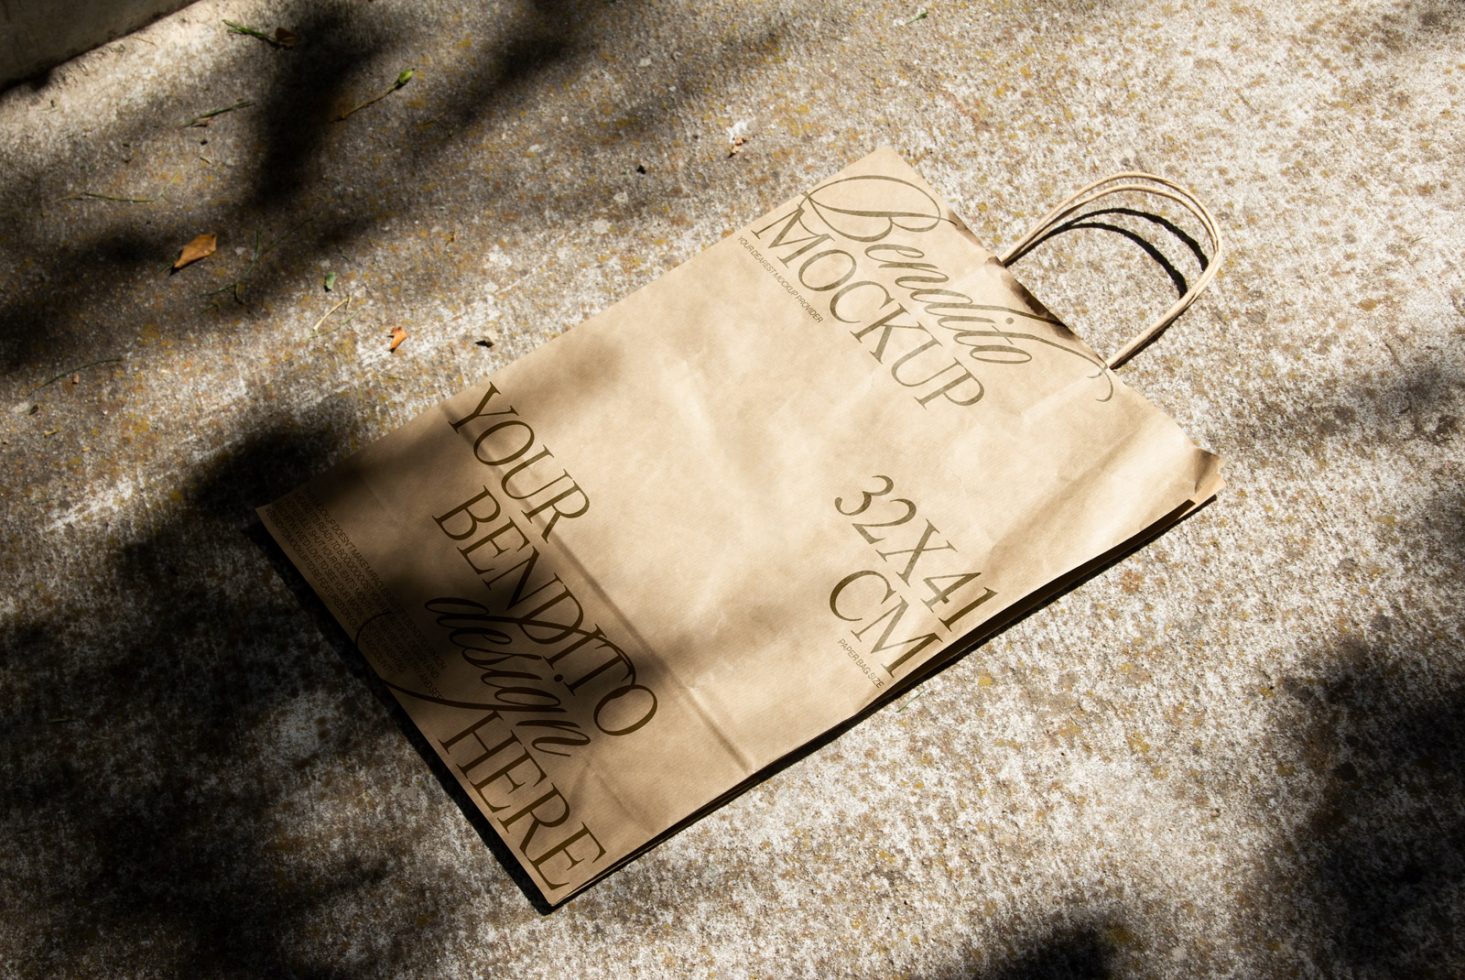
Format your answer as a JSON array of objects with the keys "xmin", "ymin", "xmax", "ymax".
[{"xmin": 259, "ymin": 148, "xmax": 1224, "ymax": 907}]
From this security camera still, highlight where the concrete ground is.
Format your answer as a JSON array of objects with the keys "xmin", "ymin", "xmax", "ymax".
[{"xmin": 2, "ymin": 0, "xmax": 1462, "ymax": 975}]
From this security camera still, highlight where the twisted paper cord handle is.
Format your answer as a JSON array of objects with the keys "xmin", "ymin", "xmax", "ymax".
[{"xmin": 1000, "ymin": 173, "xmax": 1223, "ymax": 370}]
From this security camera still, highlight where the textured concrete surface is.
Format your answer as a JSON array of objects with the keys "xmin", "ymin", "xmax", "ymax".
[
  {"xmin": 1, "ymin": 0, "xmax": 1462, "ymax": 976},
  {"xmin": 0, "ymin": 0, "xmax": 197, "ymax": 88}
]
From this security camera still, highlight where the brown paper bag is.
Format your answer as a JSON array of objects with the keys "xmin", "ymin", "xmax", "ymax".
[{"xmin": 260, "ymin": 148, "xmax": 1223, "ymax": 907}]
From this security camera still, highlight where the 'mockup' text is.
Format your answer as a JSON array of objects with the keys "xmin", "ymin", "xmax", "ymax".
[{"xmin": 750, "ymin": 173, "xmax": 1111, "ymax": 408}]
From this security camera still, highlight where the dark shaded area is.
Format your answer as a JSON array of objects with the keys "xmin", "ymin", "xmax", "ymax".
[
  {"xmin": 0, "ymin": 0, "xmax": 604, "ymax": 377},
  {"xmin": 1238, "ymin": 347, "xmax": 1465, "ymax": 971},
  {"xmin": 981, "ymin": 925, "xmax": 1113, "ymax": 980},
  {"xmin": 2, "ymin": 0, "xmax": 1462, "ymax": 973},
  {"xmin": 926, "ymin": 920, "xmax": 1115, "ymax": 980},
  {"xmin": 1, "ymin": 397, "xmax": 563, "ymax": 972},
  {"xmin": 0, "ymin": 0, "xmax": 814, "ymax": 390},
  {"xmin": 0, "ymin": 411, "xmax": 436, "ymax": 975},
  {"xmin": 0, "ymin": 2, "xmax": 843, "ymax": 968},
  {"xmin": 252, "ymin": 518, "xmax": 553, "ymax": 914},
  {"xmin": 240, "ymin": 3, "xmax": 576, "ymax": 209},
  {"xmin": 1267, "ymin": 484, "xmax": 1465, "ymax": 975},
  {"xmin": 1298, "ymin": 653, "xmax": 1465, "ymax": 973},
  {"xmin": 0, "ymin": 1, "xmax": 191, "ymax": 94},
  {"xmin": 245, "ymin": 7, "xmax": 391, "ymax": 206},
  {"xmin": 1224, "ymin": 341, "xmax": 1465, "ymax": 971},
  {"xmin": 4, "ymin": 64, "xmax": 53, "ymax": 94}
]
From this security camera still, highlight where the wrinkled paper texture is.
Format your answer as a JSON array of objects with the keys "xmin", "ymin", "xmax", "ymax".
[{"xmin": 260, "ymin": 148, "xmax": 1222, "ymax": 905}]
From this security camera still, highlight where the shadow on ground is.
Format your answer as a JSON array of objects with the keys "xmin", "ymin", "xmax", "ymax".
[
  {"xmin": 0, "ymin": 1, "xmax": 826, "ymax": 970},
  {"xmin": 1286, "ymin": 643, "xmax": 1465, "ymax": 973},
  {"xmin": 0, "ymin": 0, "xmax": 610, "ymax": 377},
  {"xmin": 2, "ymin": 0, "xmax": 1463, "ymax": 971},
  {"xmin": 0, "ymin": 408, "xmax": 450, "ymax": 975},
  {"xmin": 977, "ymin": 922, "xmax": 1115, "ymax": 980}
]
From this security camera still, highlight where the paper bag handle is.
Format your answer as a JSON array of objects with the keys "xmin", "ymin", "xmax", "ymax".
[{"xmin": 999, "ymin": 173, "xmax": 1223, "ymax": 370}]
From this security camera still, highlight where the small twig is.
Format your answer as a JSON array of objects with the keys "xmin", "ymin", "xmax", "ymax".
[
  {"xmin": 224, "ymin": 19, "xmax": 287, "ymax": 47},
  {"xmin": 63, "ymin": 192, "xmax": 152, "ymax": 203},
  {"xmin": 203, "ymin": 229, "xmax": 260, "ymax": 303},
  {"xmin": 29, "ymin": 357, "xmax": 123, "ymax": 394},
  {"xmin": 311, "ymin": 295, "xmax": 351, "ymax": 332},
  {"xmin": 181, "ymin": 99, "xmax": 254, "ymax": 128},
  {"xmin": 335, "ymin": 69, "xmax": 416, "ymax": 122},
  {"xmin": 203, "ymin": 223, "xmax": 305, "ymax": 306},
  {"xmin": 900, "ymin": 8, "xmax": 929, "ymax": 25}
]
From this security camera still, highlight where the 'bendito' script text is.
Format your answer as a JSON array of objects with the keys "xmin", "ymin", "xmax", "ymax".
[
  {"xmin": 388, "ymin": 385, "xmax": 661, "ymax": 891},
  {"xmin": 749, "ymin": 173, "xmax": 1112, "ymax": 408}
]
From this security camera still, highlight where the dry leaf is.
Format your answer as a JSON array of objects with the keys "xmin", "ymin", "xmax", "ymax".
[
  {"xmin": 389, "ymin": 327, "xmax": 408, "ymax": 352},
  {"xmin": 173, "ymin": 233, "xmax": 217, "ymax": 271},
  {"xmin": 274, "ymin": 27, "xmax": 299, "ymax": 47}
]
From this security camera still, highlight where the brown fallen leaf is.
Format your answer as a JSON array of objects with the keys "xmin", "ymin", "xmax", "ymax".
[
  {"xmin": 389, "ymin": 327, "xmax": 408, "ymax": 352},
  {"xmin": 274, "ymin": 27, "xmax": 299, "ymax": 48},
  {"xmin": 173, "ymin": 233, "xmax": 217, "ymax": 271}
]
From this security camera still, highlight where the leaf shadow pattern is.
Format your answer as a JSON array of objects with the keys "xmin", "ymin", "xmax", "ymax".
[
  {"xmin": 243, "ymin": 6, "xmax": 390, "ymax": 208},
  {"xmin": 0, "ymin": 411, "xmax": 496, "ymax": 975},
  {"xmin": 1170, "ymin": 326, "xmax": 1465, "ymax": 973},
  {"xmin": 250, "ymin": 519, "xmax": 554, "ymax": 914},
  {"xmin": 981, "ymin": 924, "xmax": 1114, "ymax": 980},
  {"xmin": 927, "ymin": 919, "xmax": 1115, "ymax": 980},
  {"xmin": 0, "ymin": 0, "xmax": 615, "ymax": 379},
  {"xmin": 0, "ymin": 2, "xmax": 910, "ymax": 961},
  {"xmin": 1266, "ymin": 529, "xmax": 1465, "ymax": 972},
  {"xmin": 1217, "ymin": 395, "xmax": 1463, "ymax": 970}
]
